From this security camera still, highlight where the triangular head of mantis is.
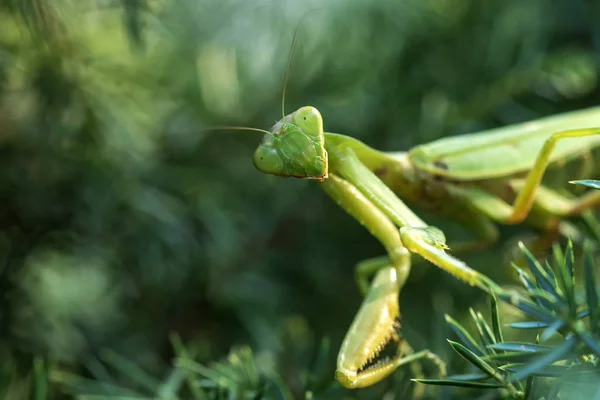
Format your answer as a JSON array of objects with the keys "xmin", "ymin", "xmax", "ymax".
[{"xmin": 253, "ymin": 106, "xmax": 328, "ymax": 181}]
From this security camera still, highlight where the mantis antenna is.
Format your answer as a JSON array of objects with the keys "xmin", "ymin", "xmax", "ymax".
[
  {"xmin": 201, "ymin": 126, "xmax": 273, "ymax": 137},
  {"xmin": 281, "ymin": 8, "xmax": 322, "ymax": 118},
  {"xmin": 281, "ymin": 22, "xmax": 301, "ymax": 118},
  {"xmin": 203, "ymin": 9, "xmax": 322, "ymax": 135}
]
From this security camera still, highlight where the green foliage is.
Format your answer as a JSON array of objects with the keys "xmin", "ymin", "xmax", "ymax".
[
  {"xmin": 571, "ymin": 180, "xmax": 600, "ymax": 190},
  {"xmin": 417, "ymin": 241, "xmax": 600, "ymax": 399},
  {"xmin": 49, "ymin": 329, "xmax": 344, "ymax": 399},
  {"xmin": 2, "ymin": 0, "xmax": 600, "ymax": 399},
  {"xmin": 32, "ymin": 242, "xmax": 600, "ymax": 400},
  {"xmin": 51, "ymin": 342, "xmax": 298, "ymax": 399}
]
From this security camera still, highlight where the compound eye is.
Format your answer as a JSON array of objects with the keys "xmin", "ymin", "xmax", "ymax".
[{"xmin": 295, "ymin": 106, "xmax": 322, "ymax": 134}]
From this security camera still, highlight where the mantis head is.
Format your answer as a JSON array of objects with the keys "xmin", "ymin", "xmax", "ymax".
[{"xmin": 253, "ymin": 106, "xmax": 328, "ymax": 181}]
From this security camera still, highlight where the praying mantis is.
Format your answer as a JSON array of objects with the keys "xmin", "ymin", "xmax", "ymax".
[
  {"xmin": 250, "ymin": 105, "xmax": 600, "ymax": 389},
  {"xmin": 212, "ymin": 25, "xmax": 600, "ymax": 390}
]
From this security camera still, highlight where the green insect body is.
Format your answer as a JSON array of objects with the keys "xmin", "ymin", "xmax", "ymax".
[
  {"xmin": 251, "ymin": 105, "xmax": 600, "ymax": 389},
  {"xmin": 409, "ymin": 106, "xmax": 600, "ymax": 179}
]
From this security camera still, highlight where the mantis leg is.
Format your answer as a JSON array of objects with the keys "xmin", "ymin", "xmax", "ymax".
[
  {"xmin": 408, "ymin": 212, "xmax": 499, "ymax": 267},
  {"xmin": 501, "ymin": 128, "xmax": 600, "ymax": 224},
  {"xmin": 449, "ymin": 184, "xmax": 594, "ymax": 256},
  {"xmin": 330, "ymin": 147, "xmax": 499, "ymax": 292},
  {"xmin": 509, "ymin": 179, "xmax": 600, "ymax": 217},
  {"xmin": 355, "ymin": 255, "xmax": 391, "ymax": 296},
  {"xmin": 320, "ymin": 174, "xmax": 439, "ymax": 388},
  {"xmin": 398, "ymin": 226, "xmax": 499, "ymax": 291}
]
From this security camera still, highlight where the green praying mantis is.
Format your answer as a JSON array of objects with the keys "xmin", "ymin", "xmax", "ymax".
[
  {"xmin": 211, "ymin": 27, "xmax": 600, "ymax": 390},
  {"xmin": 251, "ymin": 106, "xmax": 600, "ymax": 389}
]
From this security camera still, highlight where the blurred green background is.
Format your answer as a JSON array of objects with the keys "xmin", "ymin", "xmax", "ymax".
[{"xmin": 1, "ymin": 0, "xmax": 600, "ymax": 398}]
